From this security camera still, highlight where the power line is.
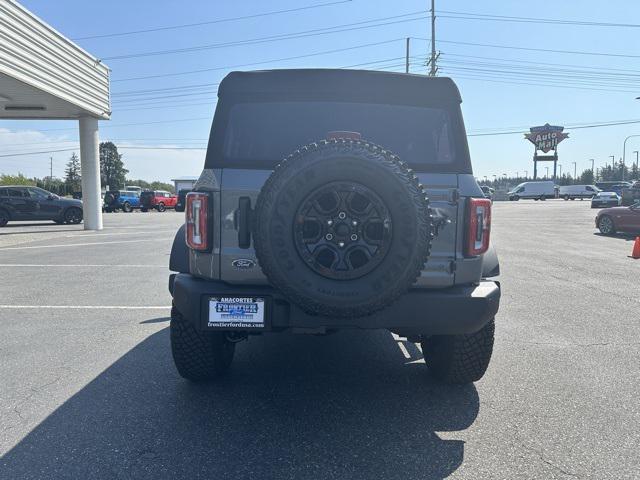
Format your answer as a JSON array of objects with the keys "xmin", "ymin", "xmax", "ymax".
[
  {"xmin": 111, "ymin": 38, "xmax": 403, "ymax": 83},
  {"xmin": 467, "ymin": 119, "xmax": 640, "ymax": 137},
  {"xmin": 102, "ymin": 12, "xmax": 427, "ymax": 61},
  {"xmin": 73, "ymin": 0, "xmax": 353, "ymax": 40},
  {"xmin": 412, "ymin": 37, "xmax": 640, "ymax": 60},
  {"xmin": 0, "ymin": 148, "xmax": 77, "ymax": 158},
  {"xmin": 4, "ymin": 119, "xmax": 640, "ymax": 158},
  {"xmin": 437, "ymin": 10, "xmax": 640, "ymax": 29},
  {"xmin": 35, "ymin": 117, "xmax": 212, "ymax": 132}
]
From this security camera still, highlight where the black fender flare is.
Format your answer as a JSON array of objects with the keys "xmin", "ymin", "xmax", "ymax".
[
  {"xmin": 169, "ymin": 225, "xmax": 189, "ymax": 296},
  {"xmin": 169, "ymin": 224, "xmax": 189, "ymax": 273},
  {"xmin": 481, "ymin": 244, "xmax": 500, "ymax": 278}
]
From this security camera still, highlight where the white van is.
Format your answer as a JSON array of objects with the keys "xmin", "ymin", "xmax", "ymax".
[
  {"xmin": 508, "ymin": 181, "xmax": 556, "ymax": 201},
  {"xmin": 558, "ymin": 184, "xmax": 600, "ymax": 200}
]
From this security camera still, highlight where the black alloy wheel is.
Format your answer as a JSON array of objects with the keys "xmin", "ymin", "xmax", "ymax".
[
  {"xmin": 64, "ymin": 207, "xmax": 83, "ymax": 224},
  {"xmin": 294, "ymin": 182, "xmax": 392, "ymax": 280}
]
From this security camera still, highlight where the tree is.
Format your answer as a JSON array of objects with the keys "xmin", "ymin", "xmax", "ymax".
[
  {"xmin": 126, "ymin": 178, "xmax": 175, "ymax": 193},
  {"xmin": 64, "ymin": 152, "xmax": 82, "ymax": 192},
  {"xmin": 580, "ymin": 169, "xmax": 594, "ymax": 185},
  {"xmin": 100, "ymin": 142, "xmax": 128, "ymax": 190},
  {"xmin": 0, "ymin": 173, "xmax": 36, "ymax": 186}
]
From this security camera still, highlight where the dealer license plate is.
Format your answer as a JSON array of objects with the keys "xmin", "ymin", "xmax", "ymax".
[{"xmin": 208, "ymin": 297, "xmax": 265, "ymax": 329}]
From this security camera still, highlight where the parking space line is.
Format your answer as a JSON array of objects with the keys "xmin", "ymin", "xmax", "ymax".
[
  {"xmin": 64, "ymin": 230, "xmax": 176, "ymax": 238},
  {"xmin": 0, "ymin": 305, "xmax": 170, "ymax": 309},
  {"xmin": 0, "ymin": 238, "xmax": 170, "ymax": 250},
  {"xmin": 0, "ymin": 264, "xmax": 166, "ymax": 267}
]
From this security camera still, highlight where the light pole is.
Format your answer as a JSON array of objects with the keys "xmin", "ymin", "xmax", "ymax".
[
  {"xmin": 524, "ymin": 170, "xmax": 528, "ymax": 178},
  {"xmin": 609, "ymin": 155, "xmax": 615, "ymax": 169},
  {"xmin": 634, "ymin": 151, "xmax": 639, "ymax": 179},
  {"xmin": 558, "ymin": 164, "xmax": 562, "ymax": 177},
  {"xmin": 545, "ymin": 166, "xmax": 549, "ymax": 178},
  {"xmin": 622, "ymin": 135, "xmax": 640, "ymax": 181},
  {"xmin": 572, "ymin": 161, "xmax": 577, "ymax": 180},
  {"xmin": 590, "ymin": 158, "xmax": 595, "ymax": 173}
]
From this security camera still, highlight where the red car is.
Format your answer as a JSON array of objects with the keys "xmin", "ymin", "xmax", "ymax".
[
  {"xmin": 596, "ymin": 202, "xmax": 640, "ymax": 235},
  {"xmin": 140, "ymin": 190, "xmax": 177, "ymax": 212}
]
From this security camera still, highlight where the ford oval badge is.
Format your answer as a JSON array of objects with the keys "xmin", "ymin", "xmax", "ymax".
[{"xmin": 232, "ymin": 258, "xmax": 256, "ymax": 269}]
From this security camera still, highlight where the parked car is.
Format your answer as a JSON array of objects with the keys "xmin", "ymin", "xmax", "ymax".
[
  {"xmin": 558, "ymin": 184, "xmax": 600, "ymax": 200},
  {"xmin": 174, "ymin": 189, "xmax": 190, "ymax": 213},
  {"xmin": 621, "ymin": 181, "xmax": 640, "ymax": 206},
  {"xmin": 595, "ymin": 201, "xmax": 640, "ymax": 235},
  {"xmin": 0, "ymin": 185, "xmax": 83, "ymax": 226},
  {"xmin": 480, "ymin": 185, "xmax": 494, "ymax": 200},
  {"xmin": 167, "ymin": 69, "xmax": 500, "ymax": 385},
  {"xmin": 140, "ymin": 190, "xmax": 177, "ymax": 212},
  {"xmin": 103, "ymin": 190, "xmax": 140, "ymax": 212},
  {"xmin": 591, "ymin": 191, "xmax": 621, "ymax": 208},
  {"xmin": 594, "ymin": 181, "xmax": 631, "ymax": 196},
  {"xmin": 508, "ymin": 181, "xmax": 556, "ymax": 201}
]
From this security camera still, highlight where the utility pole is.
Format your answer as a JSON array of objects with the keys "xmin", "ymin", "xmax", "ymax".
[
  {"xmin": 50, "ymin": 156, "xmax": 53, "ymax": 180},
  {"xmin": 572, "ymin": 161, "xmax": 577, "ymax": 179},
  {"xmin": 558, "ymin": 164, "xmax": 562, "ymax": 177},
  {"xmin": 525, "ymin": 170, "xmax": 528, "ymax": 178},
  {"xmin": 428, "ymin": 0, "xmax": 437, "ymax": 76},
  {"xmin": 405, "ymin": 37, "xmax": 410, "ymax": 73},
  {"xmin": 590, "ymin": 158, "xmax": 595, "ymax": 173},
  {"xmin": 634, "ymin": 151, "xmax": 639, "ymax": 179}
]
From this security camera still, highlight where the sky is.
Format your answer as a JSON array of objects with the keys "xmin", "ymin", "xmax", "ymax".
[{"xmin": 1, "ymin": 0, "xmax": 640, "ymax": 183}]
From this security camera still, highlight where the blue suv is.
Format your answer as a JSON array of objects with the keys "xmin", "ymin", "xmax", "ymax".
[{"xmin": 104, "ymin": 190, "xmax": 140, "ymax": 212}]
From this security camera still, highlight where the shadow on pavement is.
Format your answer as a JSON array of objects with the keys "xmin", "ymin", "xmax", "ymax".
[
  {"xmin": 593, "ymin": 232, "xmax": 637, "ymax": 241},
  {"xmin": 1, "ymin": 329, "xmax": 479, "ymax": 480},
  {"xmin": 139, "ymin": 317, "xmax": 170, "ymax": 324}
]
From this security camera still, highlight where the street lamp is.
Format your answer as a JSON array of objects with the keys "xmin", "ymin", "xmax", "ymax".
[
  {"xmin": 623, "ymin": 135, "xmax": 640, "ymax": 181},
  {"xmin": 545, "ymin": 166, "xmax": 549, "ymax": 178},
  {"xmin": 590, "ymin": 158, "xmax": 595, "ymax": 173},
  {"xmin": 572, "ymin": 161, "xmax": 577, "ymax": 179},
  {"xmin": 609, "ymin": 155, "xmax": 615, "ymax": 169},
  {"xmin": 524, "ymin": 170, "xmax": 528, "ymax": 178},
  {"xmin": 558, "ymin": 164, "xmax": 562, "ymax": 177}
]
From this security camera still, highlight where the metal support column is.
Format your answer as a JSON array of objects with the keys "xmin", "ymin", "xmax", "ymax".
[{"xmin": 79, "ymin": 116, "xmax": 103, "ymax": 230}]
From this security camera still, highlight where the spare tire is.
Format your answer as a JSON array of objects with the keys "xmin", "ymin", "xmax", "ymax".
[{"xmin": 253, "ymin": 139, "xmax": 433, "ymax": 318}]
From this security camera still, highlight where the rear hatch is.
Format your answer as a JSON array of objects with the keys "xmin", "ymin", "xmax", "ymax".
[
  {"xmin": 140, "ymin": 191, "xmax": 154, "ymax": 208},
  {"xmin": 214, "ymin": 94, "xmax": 467, "ymax": 287}
]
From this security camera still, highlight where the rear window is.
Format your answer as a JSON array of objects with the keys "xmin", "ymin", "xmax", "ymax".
[{"xmin": 222, "ymin": 101, "xmax": 456, "ymax": 168}]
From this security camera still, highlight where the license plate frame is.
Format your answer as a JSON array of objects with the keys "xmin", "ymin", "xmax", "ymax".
[{"xmin": 205, "ymin": 296, "xmax": 268, "ymax": 330}]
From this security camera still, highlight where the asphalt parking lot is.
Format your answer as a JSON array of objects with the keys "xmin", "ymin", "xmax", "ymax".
[{"xmin": 0, "ymin": 201, "xmax": 638, "ymax": 480}]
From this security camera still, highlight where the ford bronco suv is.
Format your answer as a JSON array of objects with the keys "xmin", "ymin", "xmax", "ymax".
[
  {"xmin": 140, "ymin": 190, "xmax": 177, "ymax": 212},
  {"xmin": 103, "ymin": 190, "xmax": 140, "ymax": 213},
  {"xmin": 168, "ymin": 70, "xmax": 500, "ymax": 384}
]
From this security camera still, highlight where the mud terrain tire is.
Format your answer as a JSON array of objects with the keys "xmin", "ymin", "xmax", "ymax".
[{"xmin": 253, "ymin": 139, "xmax": 433, "ymax": 318}]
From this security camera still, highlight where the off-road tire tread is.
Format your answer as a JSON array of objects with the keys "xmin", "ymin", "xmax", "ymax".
[
  {"xmin": 422, "ymin": 319, "xmax": 495, "ymax": 384},
  {"xmin": 170, "ymin": 305, "xmax": 234, "ymax": 382},
  {"xmin": 253, "ymin": 138, "xmax": 433, "ymax": 318}
]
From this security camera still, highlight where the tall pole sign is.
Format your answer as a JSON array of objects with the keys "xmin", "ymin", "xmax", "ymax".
[{"xmin": 524, "ymin": 124, "xmax": 569, "ymax": 179}]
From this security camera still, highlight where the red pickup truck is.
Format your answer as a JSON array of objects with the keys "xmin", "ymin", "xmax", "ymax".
[{"xmin": 140, "ymin": 190, "xmax": 177, "ymax": 212}]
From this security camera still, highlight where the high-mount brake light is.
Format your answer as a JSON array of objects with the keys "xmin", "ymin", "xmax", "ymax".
[
  {"xmin": 465, "ymin": 198, "xmax": 491, "ymax": 257},
  {"xmin": 186, "ymin": 192, "xmax": 209, "ymax": 251}
]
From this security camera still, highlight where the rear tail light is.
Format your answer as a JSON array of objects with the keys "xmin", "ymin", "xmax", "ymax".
[
  {"xmin": 465, "ymin": 198, "xmax": 491, "ymax": 257},
  {"xmin": 186, "ymin": 192, "xmax": 210, "ymax": 251}
]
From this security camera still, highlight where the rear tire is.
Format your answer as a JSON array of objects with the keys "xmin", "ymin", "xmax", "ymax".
[
  {"xmin": 422, "ymin": 319, "xmax": 495, "ymax": 384},
  {"xmin": 122, "ymin": 201, "xmax": 132, "ymax": 213},
  {"xmin": 170, "ymin": 305, "xmax": 235, "ymax": 382},
  {"xmin": 564, "ymin": 195, "xmax": 569, "ymax": 200},
  {"xmin": 0, "ymin": 208, "xmax": 9, "ymax": 227},
  {"xmin": 157, "ymin": 203, "xmax": 166, "ymax": 212}
]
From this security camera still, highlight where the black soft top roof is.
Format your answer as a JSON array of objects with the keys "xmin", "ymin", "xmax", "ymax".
[{"xmin": 218, "ymin": 69, "xmax": 462, "ymax": 103}]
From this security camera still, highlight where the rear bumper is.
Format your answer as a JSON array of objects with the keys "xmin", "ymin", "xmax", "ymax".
[{"xmin": 169, "ymin": 274, "xmax": 501, "ymax": 336}]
